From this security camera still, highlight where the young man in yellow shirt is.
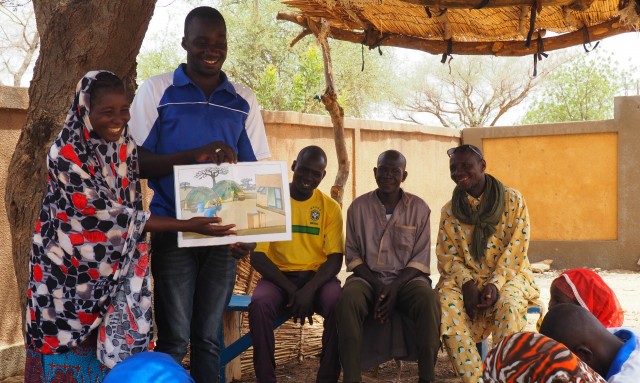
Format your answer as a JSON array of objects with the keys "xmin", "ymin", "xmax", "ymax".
[{"xmin": 249, "ymin": 146, "xmax": 343, "ymax": 383}]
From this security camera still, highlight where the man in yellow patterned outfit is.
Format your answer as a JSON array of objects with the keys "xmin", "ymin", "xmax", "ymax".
[{"xmin": 436, "ymin": 144, "xmax": 539, "ymax": 383}]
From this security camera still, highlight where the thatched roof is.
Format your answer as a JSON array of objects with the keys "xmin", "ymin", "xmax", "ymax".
[{"xmin": 278, "ymin": 0, "xmax": 640, "ymax": 56}]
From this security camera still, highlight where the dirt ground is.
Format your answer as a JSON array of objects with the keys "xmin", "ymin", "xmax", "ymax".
[
  {"xmin": 233, "ymin": 269, "xmax": 640, "ymax": 382},
  {"xmin": 234, "ymin": 350, "xmax": 459, "ymax": 383},
  {"xmin": 2, "ymin": 269, "xmax": 638, "ymax": 383}
]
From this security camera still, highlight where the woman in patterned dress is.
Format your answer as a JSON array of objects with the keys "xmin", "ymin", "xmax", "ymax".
[
  {"xmin": 483, "ymin": 332, "xmax": 607, "ymax": 382},
  {"xmin": 24, "ymin": 71, "xmax": 236, "ymax": 382}
]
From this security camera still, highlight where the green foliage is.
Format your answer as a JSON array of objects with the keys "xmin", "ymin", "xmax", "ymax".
[
  {"xmin": 136, "ymin": 43, "xmax": 184, "ymax": 82},
  {"xmin": 137, "ymin": 0, "xmax": 397, "ymax": 118},
  {"xmin": 520, "ymin": 51, "xmax": 638, "ymax": 124},
  {"xmin": 222, "ymin": 0, "xmax": 397, "ymax": 117}
]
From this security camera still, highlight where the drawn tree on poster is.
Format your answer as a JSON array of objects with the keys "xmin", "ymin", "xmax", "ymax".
[
  {"xmin": 195, "ymin": 166, "xmax": 229, "ymax": 188},
  {"xmin": 240, "ymin": 177, "xmax": 253, "ymax": 190},
  {"xmin": 180, "ymin": 181, "xmax": 191, "ymax": 190}
]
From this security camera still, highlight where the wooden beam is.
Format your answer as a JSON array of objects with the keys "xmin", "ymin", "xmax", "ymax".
[
  {"xmin": 400, "ymin": 0, "xmax": 595, "ymax": 10},
  {"xmin": 277, "ymin": 12, "xmax": 633, "ymax": 57},
  {"xmin": 223, "ymin": 312, "xmax": 242, "ymax": 382}
]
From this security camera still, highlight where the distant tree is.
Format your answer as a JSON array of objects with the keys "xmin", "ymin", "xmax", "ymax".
[
  {"xmin": 394, "ymin": 54, "xmax": 568, "ymax": 128},
  {"xmin": 180, "ymin": 181, "xmax": 191, "ymax": 190},
  {"xmin": 520, "ymin": 51, "xmax": 639, "ymax": 123},
  {"xmin": 136, "ymin": 38, "xmax": 183, "ymax": 83},
  {"xmin": 240, "ymin": 177, "xmax": 253, "ymax": 190},
  {"xmin": 195, "ymin": 167, "xmax": 229, "ymax": 187},
  {"xmin": 0, "ymin": 2, "xmax": 39, "ymax": 86}
]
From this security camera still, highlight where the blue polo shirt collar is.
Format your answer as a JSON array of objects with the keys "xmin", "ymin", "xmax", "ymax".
[
  {"xmin": 606, "ymin": 329, "xmax": 637, "ymax": 380},
  {"xmin": 172, "ymin": 64, "xmax": 237, "ymax": 97}
]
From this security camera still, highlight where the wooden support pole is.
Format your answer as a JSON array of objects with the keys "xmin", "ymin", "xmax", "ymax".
[
  {"xmin": 277, "ymin": 12, "xmax": 633, "ymax": 57},
  {"xmin": 223, "ymin": 312, "xmax": 242, "ymax": 382},
  {"xmin": 315, "ymin": 19, "xmax": 350, "ymax": 207}
]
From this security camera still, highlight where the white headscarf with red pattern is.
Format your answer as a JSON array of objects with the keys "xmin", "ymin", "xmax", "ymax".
[{"xmin": 26, "ymin": 71, "xmax": 151, "ymax": 357}]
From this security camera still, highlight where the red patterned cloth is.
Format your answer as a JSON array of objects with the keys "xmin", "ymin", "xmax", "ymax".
[
  {"xmin": 25, "ymin": 71, "xmax": 150, "ymax": 355},
  {"xmin": 483, "ymin": 332, "xmax": 606, "ymax": 382},
  {"xmin": 552, "ymin": 268, "xmax": 624, "ymax": 328}
]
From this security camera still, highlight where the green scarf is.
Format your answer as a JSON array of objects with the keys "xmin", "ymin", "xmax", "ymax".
[{"xmin": 451, "ymin": 173, "xmax": 505, "ymax": 261}]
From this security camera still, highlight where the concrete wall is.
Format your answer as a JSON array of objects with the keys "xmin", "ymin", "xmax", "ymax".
[
  {"xmin": 483, "ymin": 133, "xmax": 618, "ymax": 241},
  {"xmin": 463, "ymin": 96, "xmax": 640, "ymax": 270},
  {"xmin": 261, "ymin": 111, "xmax": 460, "ymax": 239},
  {"xmin": 0, "ymin": 87, "xmax": 28, "ymax": 378}
]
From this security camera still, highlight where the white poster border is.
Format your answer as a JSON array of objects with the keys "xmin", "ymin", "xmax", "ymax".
[{"xmin": 173, "ymin": 161, "xmax": 291, "ymax": 247}]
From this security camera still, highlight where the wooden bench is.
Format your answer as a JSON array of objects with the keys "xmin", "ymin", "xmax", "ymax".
[{"xmin": 219, "ymin": 295, "xmax": 288, "ymax": 383}]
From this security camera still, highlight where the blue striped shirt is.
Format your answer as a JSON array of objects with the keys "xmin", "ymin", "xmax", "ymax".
[{"xmin": 129, "ymin": 64, "xmax": 270, "ymax": 217}]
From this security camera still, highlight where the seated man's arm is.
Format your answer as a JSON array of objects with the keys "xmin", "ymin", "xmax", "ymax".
[
  {"xmin": 437, "ymin": 206, "xmax": 481, "ymax": 317},
  {"xmin": 436, "ymin": 207, "xmax": 474, "ymax": 286},
  {"xmin": 344, "ymin": 194, "xmax": 388, "ymax": 295},
  {"xmin": 299, "ymin": 252, "xmax": 343, "ymax": 292},
  {"xmin": 375, "ymin": 268, "xmax": 428, "ymax": 326},
  {"xmin": 250, "ymin": 251, "xmax": 297, "ymax": 298},
  {"xmin": 345, "ymin": 202, "xmax": 384, "ymax": 293},
  {"xmin": 351, "ymin": 264, "xmax": 384, "ymax": 293},
  {"xmin": 291, "ymin": 200, "xmax": 345, "ymax": 325},
  {"xmin": 290, "ymin": 253, "xmax": 343, "ymax": 325},
  {"xmin": 376, "ymin": 205, "xmax": 431, "ymax": 323}
]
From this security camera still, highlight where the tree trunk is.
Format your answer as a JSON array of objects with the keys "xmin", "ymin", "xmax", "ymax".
[{"xmin": 5, "ymin": 0, "xmax": 156, "ymax": 333}]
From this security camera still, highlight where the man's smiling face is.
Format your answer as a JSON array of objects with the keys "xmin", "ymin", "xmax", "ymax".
[
  {"xmin": 291, "ymin": 159, "xmax": 326, "ymax": 200},
  {"xmin": 182, "ymin": 17, "xmax": 227, "ymax": 79},
  {"xmin": 449, "ymin": 150, "xmax": 486, "ymax": 197}
]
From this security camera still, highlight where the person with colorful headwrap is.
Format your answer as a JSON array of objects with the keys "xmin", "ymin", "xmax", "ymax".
[
  {"xmin": 550, "ymin": 268, "xmax": 624, "ymax": 328},
  {"xmin": 436, "ymin": 144, "xmax": 540, "ymax": 383},
  {"xmin": 483, "ymin": 332, "xmax": 607, "ymax": 382},
  {"xmin": 24, "ymin": 71, "xmax": 235, "ymax": 382}
]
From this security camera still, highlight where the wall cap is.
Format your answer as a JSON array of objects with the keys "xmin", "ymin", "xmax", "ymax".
[
  {"xmin": 261, "ymin": 110, "xmax": 461, "ymax": 138},
  {"xmin": 0, "ymin": 86, "xmax": 28, "ymax": 111}
]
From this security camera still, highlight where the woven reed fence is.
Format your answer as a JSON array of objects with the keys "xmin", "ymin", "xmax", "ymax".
[{"xmin": 232, "ymin": 257, "xmax": 326, "ymax": 378}]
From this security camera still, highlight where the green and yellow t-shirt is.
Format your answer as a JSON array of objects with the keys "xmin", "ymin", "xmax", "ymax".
[{"xmin": 255, "ymin": 189, "xmax": 343, "ymax": 271}]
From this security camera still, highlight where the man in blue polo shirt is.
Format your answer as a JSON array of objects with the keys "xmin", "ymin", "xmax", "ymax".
[
  {"xmin": 540, "ymin": 303, "xmax": 640, "ymax": 382},
  {"xmin": 129, "ymin": 6, "xmax": 270, "ymax": 383}
]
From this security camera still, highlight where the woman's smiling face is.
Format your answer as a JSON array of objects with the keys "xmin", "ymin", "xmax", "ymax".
[{"xmin": 89, "ymin": 88, "xmax": 130, "ymax": 142}]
